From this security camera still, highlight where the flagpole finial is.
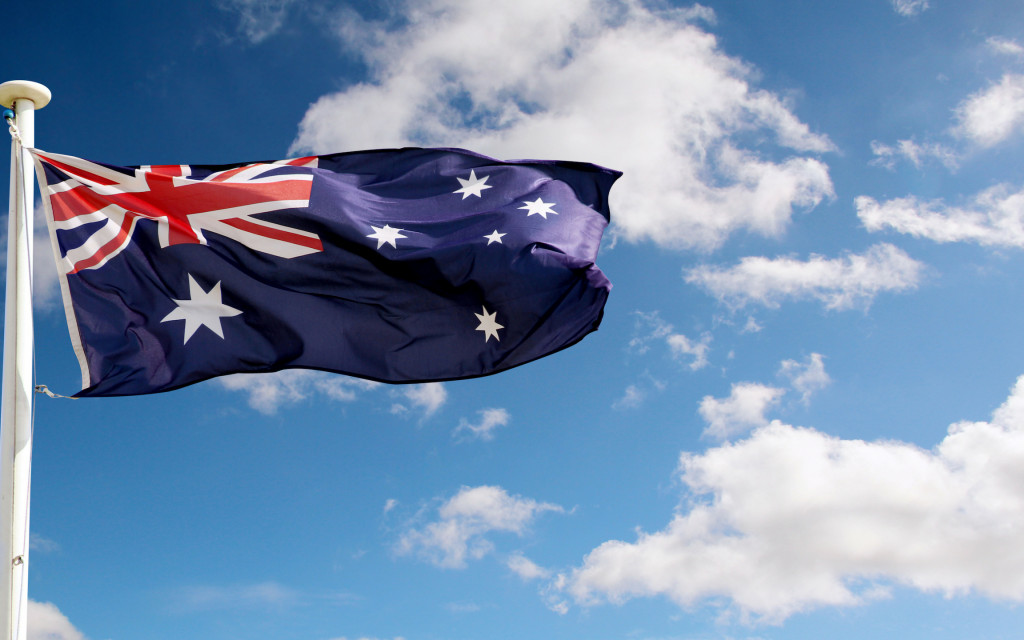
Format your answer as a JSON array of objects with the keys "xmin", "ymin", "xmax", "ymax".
[{"xmin": 0, "ymin": 81, "xmax": 51, "ymax": 110}]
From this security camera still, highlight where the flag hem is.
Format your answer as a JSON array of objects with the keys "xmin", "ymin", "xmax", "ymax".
[{"xmin": 30, "ymin": 148, "xmax": 92, "ymax": 392}]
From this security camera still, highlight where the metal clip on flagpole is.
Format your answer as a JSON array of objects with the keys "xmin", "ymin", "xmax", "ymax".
[{"xmin": 0, "ymin": 80, "xmax": 50, "ymax": 640}]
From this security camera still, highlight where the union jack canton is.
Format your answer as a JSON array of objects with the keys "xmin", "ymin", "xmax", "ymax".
[{"xmin": 31, "ymin": 147, "xmax": 619, "ymax": 397}]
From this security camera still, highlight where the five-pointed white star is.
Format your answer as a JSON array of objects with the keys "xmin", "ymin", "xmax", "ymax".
[
  {"xmin": 519, "ymin": 197, "xmax": 558, "ymax": 218},
  {"xmin": 367, "ymin": 224, "xmax": 407, "ymax": 249},
  {"xmin": 474, "ymin": 306, "xmax": 504, "ymax": 342},
  {"xmin": 454, "ymin": 170, "xmax": 492, "ymax": 199},
  {"xmin": 161, "ymin": 274, "xmax": 243, "ymax": 344},
  {"xmin": 484, "ymin": 230, "xmax": 506, "ymax": 245}
]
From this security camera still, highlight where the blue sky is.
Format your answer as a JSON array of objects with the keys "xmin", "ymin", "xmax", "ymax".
[{"xmin": 4, "ymin": 1, "xmax": 1024, "ymax": 639}]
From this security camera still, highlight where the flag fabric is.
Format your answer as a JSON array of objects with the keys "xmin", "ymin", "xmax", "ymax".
[{"xmin": 30, "ymin": 147, "xmax": 619, "ymax": 397}]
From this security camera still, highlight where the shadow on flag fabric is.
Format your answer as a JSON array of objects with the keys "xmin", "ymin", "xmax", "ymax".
[{"xmin": 30, "ymin": 147, "xmax": 619, "ymax": 397}]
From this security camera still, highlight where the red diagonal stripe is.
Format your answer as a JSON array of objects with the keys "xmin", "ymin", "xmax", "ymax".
[
  {"xmin": 38, "ymin": 155, "xmax": 121, "ymax": 186},
  {"xmin": 208, "ymin": 165, "xmax": 255, "ymax": 182},
  {"xmin": 51, "ymin": 185, "xmax": 110, "ymax": 221},
  {"xmin": 145, "ymin": 165, "xmax": 187, "ymax": 177},
  {"xmin": 221, "ymin": 217, "xmax": 324, "ymax": 252},
  {"xmin": 68, "ymin": 213, "xmax": 140, "ymax": 274}
]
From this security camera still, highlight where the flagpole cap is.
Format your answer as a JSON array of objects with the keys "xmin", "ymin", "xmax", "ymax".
[{"xmin": 0, "ymin": 81, "xmax": 51, "ymax": 110}]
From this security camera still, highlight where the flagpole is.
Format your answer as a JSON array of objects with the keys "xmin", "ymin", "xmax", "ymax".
[{"xmin": 0, "ymin": 80, "xmax": 50, "ymax": 640}]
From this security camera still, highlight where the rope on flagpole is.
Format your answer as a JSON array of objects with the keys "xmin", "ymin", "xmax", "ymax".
[
  {"xmin": 34, "ymin": 386, "xmax": 76, "ymax": 400},
  {"xmin": 3, "ymin": 111, "xmax": 17, "ymax": 143}
]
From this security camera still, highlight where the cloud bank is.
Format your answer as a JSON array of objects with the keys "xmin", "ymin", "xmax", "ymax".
[{"xmin": 563, "ymin": 375, "xmax": 1024, "ymax": 622}]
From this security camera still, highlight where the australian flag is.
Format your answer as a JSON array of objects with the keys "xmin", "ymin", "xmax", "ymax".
[{"xmin": 30, "ymin": 147, "xmax": 619, "ymax": 397}]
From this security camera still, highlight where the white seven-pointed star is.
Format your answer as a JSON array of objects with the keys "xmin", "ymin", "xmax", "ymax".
[
  {"xmin": 161, "ymin": 274, "xmax": 243, "ymax": 344},
  {"xmin": 519, "ymin": 198, "xmax": 558, "ymax": 218},
  {"xmin": 484, "ymin": 230, "xmax": 506, "ymax": 245},
  {"xmin": 367, "ymin": 224, "xmax": 407, "ymax": 249},
  {"xmin": 454, "ymin": 170, "xmax": 492, "ymax": 199},
  {"xmin": 474, "ymin": 306, "xmax": 504, "ymax": 342}
]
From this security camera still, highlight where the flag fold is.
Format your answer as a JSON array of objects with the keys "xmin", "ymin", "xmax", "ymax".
[{"xmin": 31, "ymin": 147, "xmax": 619, "ymax": 397}]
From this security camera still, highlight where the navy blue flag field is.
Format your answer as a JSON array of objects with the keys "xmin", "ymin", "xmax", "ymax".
[{"xmin": 30, "ymin": 147, "xmax": 619, "ymax": 397}]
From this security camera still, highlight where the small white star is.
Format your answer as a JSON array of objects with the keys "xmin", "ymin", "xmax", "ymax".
[
  {"xmin": 161, "ymin": 274, "xmax": 243, "ymax": 344},
  {"xmin": 367, "ymin": 224, "xmax": 407, "ymax": 249},
  {"xmin": 484, "ymin": 230, "xmax": 506, "ymax": 245},
  {"xmin": 519, "ymin": 198, "xmax": 558, "ymax": 218},
  {"xmin": 474, "ymin": 306, "xmax": 504, "ymax": 342},
  {"xmin": 454, "ymin": 169, "xmax": 492, "ymax": 199}
]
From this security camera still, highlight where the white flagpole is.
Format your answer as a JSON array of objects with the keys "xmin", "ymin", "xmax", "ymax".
[{"xmin": 0, "ymin": 80, "xmax": 50, "ymax": 640}]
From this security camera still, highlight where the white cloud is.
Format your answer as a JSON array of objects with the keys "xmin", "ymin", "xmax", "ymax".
[
  {"xmin": 666, "ymin": 332, "xmax": 712, "ymax": 371},
  {"xmin": 613, "ymin": 372, "xmax": 667, "ymax": 411},
  {"xmin": 216, "ymin": 0, "xmax": 301, "ymax": 44},
  {"xmin": 699, "ymin": 382, "xmax": 784, "ymax": 440},
  {"xmin": 741, "ymin": 316, "xmax": 763, "ymax": 333},
  {"xmin": 685, "ymin": 243, "xmax": 923, "ymax": 311},
  {"xmin": 627, "ymin": 311, "xmax": 674, "ymax": 355},
  {"xmin": 173, "ymin": 581, "xmax": 300, "ymax": 612},
  {"xmin": 563, "ymin": 375, "xmax": 1024, "ymax": 622},
  {"xmin": 292, "ymin": 0, "xmax": 834, "ymax": 251},
  {"xmin": 891, "ymin": 0, "xmax": 930, "ymax": 17},
  {"xmin": 868, "ymin": 52, "xmax": 1023, "ymax": 169},
  {"xmin": 220, "ymin": 374, "xmax": 441, "ymax": 420},
  {"xmin": 613, "ymin": 384, "xmax": 647, "ymax": 410},
  {"xmin": 857, "ymin": 184, "xmax": 1024, "ymax": 247},
  {"xmin": 986, "ymin": 36, "xmax": 1024, "ymax": 58},
  {"xmin": 28, "ymin": 600, "xmax": 85, "ymax": 640},
  {"xmin": 869, "ymin": 139, "xmax": 958, "ymax": 171},
  {"xmin": 779, "ymin": 353, "xmax": 830, "ymax": 403},
  {"xmin": 544, "ymin": 580, "xmax": 571, "ymax": 616},
  {"xmin": 955, "ymin": 74, "xmax": 1024, "ymax": 147},
  {"xmin": 396, "ymin": 485, "xmax": 562, "ymax": 568},
  {"xmin": 453, "ymin": 407, "xmax": 509, "ymax": 441},
  {"xmin": 0, "ymin": 204, "xmax": 63, "ymax": 311},
  {"xmin": 444, "ymin": 601, "xmax": 481, "ymax": 614},
  {"xmin": 29, "ymin": 534, "xmax": 60, "ymax": 553},
  {"xmin": 508, "ymin": 553, "xmax": 551, "ymax": 581},
  {"xmin": 628, "ymin": 311, "xmax": 711, "ymax": 370},
  {"xmin": 390, "ymin": 382, "xmax": 448, "ymax": 419},
  {"xmin": 219, "ymin": 370, "xmax": 381, "ymax": 414}
]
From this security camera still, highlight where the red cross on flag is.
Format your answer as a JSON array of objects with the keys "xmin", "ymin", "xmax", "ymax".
[{"xmin": 31, "ymin": 149, "xmax": 324, "ymax": 274}]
